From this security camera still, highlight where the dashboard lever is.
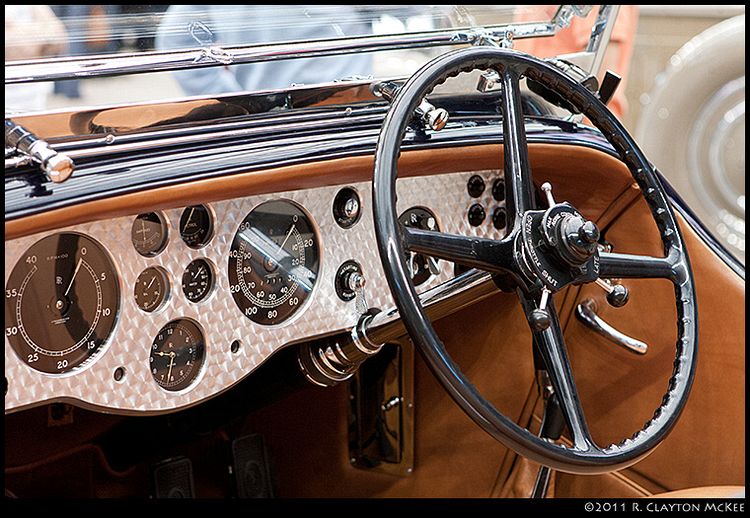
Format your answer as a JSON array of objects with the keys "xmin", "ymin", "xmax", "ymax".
[
  {"xmin": 598, "ymin": 70, "xmax": 621, "ymax": 106},
  {"xmin": 575, "ymin": 299, "xmax": 648, "ymax": 355}
]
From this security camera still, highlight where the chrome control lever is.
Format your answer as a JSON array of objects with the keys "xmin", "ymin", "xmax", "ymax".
[
  {"xmin": 529, "ymin": 288, "xmax": 552, "ymax": 331},
  {"xmin": 371, "ymin": 81, "xmax": 449, "ymax": 131},
  {"xmin": 575, "ymin": 299, "xmax": 648, "ymax": 355},
  {"xmin": 541, "ymin": 181, "xmax": 556, "ymax": 207}
]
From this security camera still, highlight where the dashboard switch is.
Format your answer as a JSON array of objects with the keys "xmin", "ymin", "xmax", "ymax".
[
  {"xmin": 467, "ymin": 203, "xmax": 486, "ymax": 227},
  {"xmin": 336, "ymin": 260, "xmax": 364, "ymax": 302},
  {"xmin": 467, "ymin": 175, "xmax": 486, "ymax": 198},
  {"xmin": 333, "ymin": 187, "xmax": 362, "ymax": 228}
]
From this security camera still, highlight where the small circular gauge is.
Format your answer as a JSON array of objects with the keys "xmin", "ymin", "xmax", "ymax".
[
  {"xmin": 179, "ymin": 205, "xmax": 214, "ymax": 249},
  {"xmin": 134, "ymin": 267, "xmax": 170, "ymax": 313},
  {"xmin": 228, "ymin": 200, "xmax": 320, "ymax": 326},
  {"xmin": 4, "ymin": 233, "xmax": 120, "ymax": 374},
  {"xmin": 131, "ymin": 212, "xmax": 169, "ymax": 257},
  {"xmin": 399, "ymin": 207, "xmax": 441, "ymax": 286},
  {"xmin": 149, "ymin": 318, "xmax": 205, "ymax": 392},
  {"xmin": 182, "ymin": 258, "xmax": 214, "ymax": 303}
]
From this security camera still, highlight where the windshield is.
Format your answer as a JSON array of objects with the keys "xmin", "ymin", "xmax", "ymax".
[{"xmin": 5, "ymin": 5, "xmax": 590, "ymax": 112}]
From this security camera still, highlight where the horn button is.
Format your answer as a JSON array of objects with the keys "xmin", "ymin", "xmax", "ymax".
[{"xmin": 516, "ymin": 202, "xmax": 601, "ymax": 292}]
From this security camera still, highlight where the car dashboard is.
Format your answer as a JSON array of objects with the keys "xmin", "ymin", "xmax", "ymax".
[{"xmin": 5, "ymin": 167, "xmax": 506, "ymax": 414}]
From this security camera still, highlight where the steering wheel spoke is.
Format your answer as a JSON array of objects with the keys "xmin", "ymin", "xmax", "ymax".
[
  {"xmin": 500, "ymin": 67, "xmax": 536, "ymax": 226},
  {"xmin": 403, "ymin": 226, "xmax": 515, "ymax": 274},
  {"xmin": 599, "ymin": 251, "xmax": 676, "ymax": 280},
  {"xmin": 520, "ymin": 292, "xmax": 597, "ymax": 451}
]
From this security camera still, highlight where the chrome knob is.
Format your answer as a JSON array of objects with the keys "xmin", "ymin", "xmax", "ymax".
[
  {"xmin": 578, "ymin": 220, "xmax": 600, "ymax": 244},
  {"xmin": 346, "ymin": 271, "xmax": 366, "ymax": 292}
]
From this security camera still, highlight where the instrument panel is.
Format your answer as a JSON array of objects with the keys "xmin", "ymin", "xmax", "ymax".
[{"xmin": 4, "ymin": 170, "xmax": 506, "ymax": 414}]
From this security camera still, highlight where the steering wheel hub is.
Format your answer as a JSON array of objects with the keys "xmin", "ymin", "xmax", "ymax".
[{"xmin": 518, "ymin": 203, "xmax": 600, "ymax": 292}]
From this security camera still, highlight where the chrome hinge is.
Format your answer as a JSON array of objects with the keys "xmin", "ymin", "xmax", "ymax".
[{"xmin": 5, "ymin": 120, "xmax": 74, "ymax": 183}]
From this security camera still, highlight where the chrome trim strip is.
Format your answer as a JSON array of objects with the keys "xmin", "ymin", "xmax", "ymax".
[{"xmin": 6, "ymin": 21, "xmax": 563, "ymax": 85}]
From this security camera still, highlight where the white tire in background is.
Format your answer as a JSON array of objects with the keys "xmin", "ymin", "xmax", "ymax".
[{"xmin": 636, "ymin": 15, "xmax": 745, "ymax": 263}]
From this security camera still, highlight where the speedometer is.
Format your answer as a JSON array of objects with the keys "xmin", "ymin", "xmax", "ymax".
[{"xmin": 228, "ymin": 200, "xmax": 320, "ymax": 325}]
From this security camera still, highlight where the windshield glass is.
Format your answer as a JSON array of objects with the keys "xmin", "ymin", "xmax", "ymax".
[{"xmin": 5, "ymin": 5, "xmax": 578, "ymax": 112}]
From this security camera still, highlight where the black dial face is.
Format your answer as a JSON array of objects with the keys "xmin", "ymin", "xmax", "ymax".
[
  {"xmin": 228, "ymin": 200, "xmax": 320, "ymax": 326},
  {"xmin": 149, "ymin": 318, "xmax": 205, "ymax": 392},
  {"xmin": 134, "ymin": 267, "xmax": 170, "ymax": 313},
  {"xmin": 5, "ymin": 233, "xmax": 120, "ymax": 374},
  {"xmin": 131, "ymin": 212, "xmax": 168, "ymax": 257},
  {"xmin": 182, "ymin": 259, "xmax": 213, "ymax": 303},
  {"xmin": 179, "ymin": 205, "xmax": 214, "ymax": 249},
  {"xmin": 399, "ymin": 207, "xmax": 441, "ymax": 286}
]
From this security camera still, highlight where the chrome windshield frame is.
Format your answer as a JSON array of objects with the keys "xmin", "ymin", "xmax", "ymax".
[{"xmin": 5, "ymin": 5, "xmax": 618, "ymax": 85}]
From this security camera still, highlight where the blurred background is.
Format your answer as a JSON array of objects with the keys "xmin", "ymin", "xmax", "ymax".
[{"xmin": 4, "ymin": 5, "xmax": 745, "ymax": 261}]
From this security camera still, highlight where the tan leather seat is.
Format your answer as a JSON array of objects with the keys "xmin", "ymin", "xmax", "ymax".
[{"xmin": 651, "ymin": 486, "xmax": 745, "ymax": 498}]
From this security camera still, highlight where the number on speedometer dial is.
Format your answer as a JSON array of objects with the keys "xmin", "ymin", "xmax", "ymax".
[
  {"xmin": 4, "ymin": 233, "xmax": 120, "ymax": 374},
  {"xmin": 228, "ymin": 200, "xmax": 320, "ymax": 325}
]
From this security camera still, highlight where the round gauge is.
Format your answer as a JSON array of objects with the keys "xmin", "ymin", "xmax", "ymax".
[
  {"xmin": 134, "ymin": 267, "xmax": 170, "ymax": 313},
  {"xmin": 228, "ymin": 200, "xmax": 320, "ymax": 326},
  {"xmin": 149, "ymin": 318, "xmax": 205, "ymax": 392},
  {"xmin": 179, "ymin": 205, "xmax": 214, "ymax": 249},
  {"xmin": 131, "ymin": 212, "xmax": 169, "ymax": 257},
  {"xmin": 182, "ymin": 258, "xmax": 214, "ymax": 303},
  {"xmin": 4, "ymin": 233, "xmax": 120, "ymax": 374},
  {"xmin": 399, "ymin": 207, "xmax": 441, "ymax": 286}
]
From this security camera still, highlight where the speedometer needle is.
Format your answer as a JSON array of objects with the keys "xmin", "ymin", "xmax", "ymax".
[
  {"xmin": 277, "ymin": 224, "xmax": 296, "ymax": 254},
  {"xmin": 64, "ymin": 258, "xmax": 83, "ymax": 297}
]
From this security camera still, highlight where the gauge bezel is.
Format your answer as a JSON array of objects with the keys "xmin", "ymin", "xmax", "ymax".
[
  {"xmin": 149, "ymin": 317, "xmax": 207, "ymax": 394},
  {"xmin": 131, "ymin": 211, "xmax": 170, "ymax": 257},
  {"xmin": 398, "ymin": 206, "xmax": 443, "ymax": 286},
  {"xmin": 5, "ymin": 231, "xmax": 122, "ymax": 378},
  {"xmin": 181, "ymin": 258, "xmax": 216, "ymax": 305},
  {"xmin": 179, "ymin": 204, "xmax": 216, "ymax": 250},
  {"xmin": 134, "ymin": 266, "xmax": 171, "ymax": 314},
  {"xmin": 227, "ymin": 198, "xmax": 323, "ymax": 328}
]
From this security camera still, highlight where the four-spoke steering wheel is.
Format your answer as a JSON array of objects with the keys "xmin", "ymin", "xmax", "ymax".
[{"xmin": 372, "ymin": 46, "xmax": 698, "ymax": 474}]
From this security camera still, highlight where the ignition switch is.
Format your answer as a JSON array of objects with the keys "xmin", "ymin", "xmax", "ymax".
[{"xmin": 336, "ymin": 260, "xmax": 365, "ymax": 302}]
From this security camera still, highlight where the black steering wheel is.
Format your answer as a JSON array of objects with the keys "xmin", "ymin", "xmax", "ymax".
[{"xmin": 372, "ymin": 46, "xmax": 698, "ymax": 475}]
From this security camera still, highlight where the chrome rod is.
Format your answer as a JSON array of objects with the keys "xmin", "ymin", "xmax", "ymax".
[
  {"xmin": 298, "ymin": 269, "xmax": 498, "ymax": 386},
  {"xmin": 6, "ymin": 21, "xmax": 562, "ymax": 85},
  {"xmin": 586, "ymin": 5, "xmax": 620, "ymax": 76},
  {"xmin": 363, "ymin": 269, "xmax": 496, "ymax": 346}
]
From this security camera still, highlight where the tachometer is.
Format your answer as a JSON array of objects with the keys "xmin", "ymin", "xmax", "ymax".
[
  {"xmin": 228, "ymin": 200, "xmax": 320, "ymax": 325},
  {"xmin": 4, "ymin": 233, "xmax": 120, "ymax": 374}
]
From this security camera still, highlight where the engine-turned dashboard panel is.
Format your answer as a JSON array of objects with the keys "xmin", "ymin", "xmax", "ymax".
[{"xmin": 4, "ymin": 170, "xmax": 505, "ymax": 414}]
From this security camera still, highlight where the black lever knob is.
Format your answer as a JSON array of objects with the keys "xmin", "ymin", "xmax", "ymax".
[
  {"xmin": 606, "ymin": 284, "xmax": 629, "ymax": 308},
  {"xmin": 529, "ymin": 309, "xmax": 551, "ymax": 331}
]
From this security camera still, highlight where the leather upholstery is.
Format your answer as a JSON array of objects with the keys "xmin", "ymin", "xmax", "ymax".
[{"xmin": 652, "ymin": 486, "xmax": 745, "ymax": 498}]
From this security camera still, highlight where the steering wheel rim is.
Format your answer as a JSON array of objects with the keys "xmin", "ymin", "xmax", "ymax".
[{"xmin": 372, "ymin": 46, "xmax": 698, "ymax": 475}]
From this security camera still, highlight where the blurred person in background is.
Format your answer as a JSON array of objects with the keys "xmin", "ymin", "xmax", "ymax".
[
  {"xmin": 5, "ymin": 5, "xmax": 67, "ymax": 111},
  {"xmin": 50, "ymin": 5, "xmax": 119, "ymax": 99},
  {"xmin": 514, "ymin": 5, "xmax": 638, "ymax": 120},
  {"xmin": 155, "ymin": 5, "xmax": 374, "ymax": 96}
]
